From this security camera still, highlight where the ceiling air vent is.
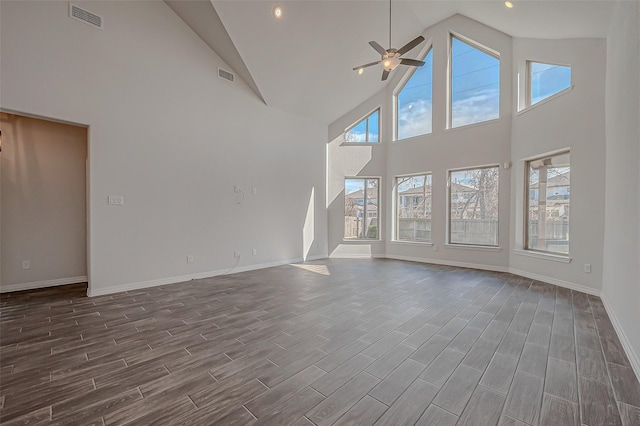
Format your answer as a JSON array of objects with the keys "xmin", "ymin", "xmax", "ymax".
[
  {"xmin": 218, "ymin": 68, "xmax": 235, "ymax": 83},
  {"xmin": 69, "ymin": 3, "xmax": 103, "ymax": 29}
]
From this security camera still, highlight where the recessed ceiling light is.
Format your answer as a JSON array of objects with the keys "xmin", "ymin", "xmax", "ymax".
[
  {"xmin": 504, "ymin": 1, "xmax": 514, "ymax": 8},
  {"xmin": 273, "ymin": 6, "xmax": 283, "ymax": 19},
  {"xmin": 357, "ymin": 68, "xmax": 364, "ymax": 75}
]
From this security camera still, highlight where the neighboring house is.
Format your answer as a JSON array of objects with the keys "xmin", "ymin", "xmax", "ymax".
[
  {"xmin": 345, "ymin": 188, "xmax": 378, "ymax": 218},
  {"xmin": 529, "ymin": 170, "xmax": 570, "ymax": 219}
]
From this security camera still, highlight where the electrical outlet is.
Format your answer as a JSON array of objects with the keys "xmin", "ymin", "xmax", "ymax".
[
  {"xmin": 433, "ymin": 244, "xmax": 439, "ymax": 252},
  {"xmin": 584, "ymin": 263, "xmax": 591, "ymax": 273},
  {"xmin": 108, "ymin": 195, "xmax": 124, "ymax": 206},
  {"xmin": 252, "ymin": 248, "xmax": 257, "ymax": 256},
  {"xmin": 234, "ymin": 250, "xmax": 240, "ymax": 258},
  {"xmin": 187, "ymin": 255, "xmax": 194, "ymax": 264},
  {"xmin": 252, "ymin": 187, "xmax": 257, "ymax": 195},
  {"xmin": 22, "ymin": 260, "xmax": 31, "ymax": 270}
]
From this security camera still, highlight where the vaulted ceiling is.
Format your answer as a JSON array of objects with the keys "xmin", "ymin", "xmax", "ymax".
[{"xmin": 168, "ymin": 1, "xmax": 616, "ymax": 126}]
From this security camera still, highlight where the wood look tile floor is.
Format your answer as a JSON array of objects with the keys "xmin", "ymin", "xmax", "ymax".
[{"xmin": 1, "ymin": 259, "xmax": 639, "ymax": 426}]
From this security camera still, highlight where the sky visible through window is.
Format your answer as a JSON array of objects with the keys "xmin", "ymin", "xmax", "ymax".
[
  {"xmin": 397, "ymin": 50, "xmax": 433, "ymax": 140},
  {"xmin": 451, "ymin": 37, "xmax": 500, "ymax": 128},
  {"xmin": 531, "ymin": 62, "xmax": 571, "ymax": 105},
  {"xmin": 345, "ymin": 110, "xmax": 379, "ymax": 142}
]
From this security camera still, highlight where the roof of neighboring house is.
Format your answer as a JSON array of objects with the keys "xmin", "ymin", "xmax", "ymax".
[
  {"xmin": 530, "ymin": 170, "xmax": 570, "ymax": 189},
  {"xmin": 345, "ymin": 188, "xmax": 378, "ymax": 199}
]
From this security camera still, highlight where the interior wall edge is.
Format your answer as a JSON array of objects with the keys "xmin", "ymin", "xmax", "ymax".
[
  {"xmin": 601, "ymin": 292, "xmax": 640, "ymax": 382},
  {"xmin": 384, "ymin": 254, "xmax": 510, "ymax": 274}
]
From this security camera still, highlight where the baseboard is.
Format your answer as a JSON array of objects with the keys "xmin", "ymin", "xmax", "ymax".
[
  {"xmin": 86, "ymin": 257, "xmax": 324, "ymax": 297},
  {"xmin": 0, "ymin": 276, "xmax": 87, "ymax": 293},
  {"xmin": 329, "ymin": 254, "xmax": 386, "ymax": 259},
  {"xmin": 600, "ymin": 293, "xmax": 640, "ymax": 381},
  {"xmin": 508, "ymin": 268, "xmax": 600, "ymax": 296},
  {"xmin": 385, "ymin": 254, "xmax": 510, "ymax": 273}
]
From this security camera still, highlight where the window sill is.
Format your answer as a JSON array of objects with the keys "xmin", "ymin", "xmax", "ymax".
[
  {"xmin": 445, "ymin": 117, "xmax": 500, "ymax": 132},
  {"xmin": 512, "ymin": 249, "xmax": 572, "ymax": 263},
  {"xmin": 517, "ymin": 86, "xmax": 574, "ymax": 116},
  {"xmin": 340, "ymin": 142, "xmax": 382, "ymax": 146},
  {"xmin": 342, "ymin": 239, "xmax": 384, "ymax": 243},
  {"xmin": 390, "ymin": 240, "xmax": 433, "ymax": 247},
  {"xmin": 444, "ymin": 244, "xmax": 501, "ymax": 252}
]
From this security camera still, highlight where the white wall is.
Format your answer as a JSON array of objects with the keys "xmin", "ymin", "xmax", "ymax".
[
  {"xmin": 0, "ymin": 113, "xmax": 87, "ymax": 291},
  {"xmin": 0, "ymin": 1, "xmax": 327, "ymax": 295},
  {"xmin": 602, "ymin": 0, "xmax": 640, "ymax": 376},
  {"xmin": 509, "ymin": 38, "xmax": 606, "ymax": 294},
  {"xmin": 328, "ymin": 15, "xmax": 513, "ymax": 270}
]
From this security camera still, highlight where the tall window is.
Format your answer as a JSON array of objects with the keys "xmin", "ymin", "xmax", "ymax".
[
  {"xmin": 529, "ymin": 61, "xmax": 571, "ymax": 106},
  {"xmin": 344, "ymin": 178, "xmax": 379, "ymax": 239},
  {"xmin": 526, "ymin": 152, "xmax": 570, "ymax": 255},
  {"xmin": 450, "ymin": 36, "xmax": 500, "ymax": 128},
  {"xmin": 345, "ymin": 109, "xmax": 379, "ymax": 143},
  {"xmin": 396, "ymin": 174, "xmax": 432, "ymax": 242},
  {"xmin": 449, "ymin": 166, "xmax": 499, "ymax": 246},
  {"xmin": 396, "ymin": 49, "xmax": 433, "ymax": 140}
]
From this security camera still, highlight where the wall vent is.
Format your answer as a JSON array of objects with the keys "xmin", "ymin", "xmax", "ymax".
[
  {"xmin": 218, "ymin": 68, "xmax": 235, "ymax": 83},
  {"xmin": 69, "ymin": 3, "xmax": 103, "ymax": 29}
]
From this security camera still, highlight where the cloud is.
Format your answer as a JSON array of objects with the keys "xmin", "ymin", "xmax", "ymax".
[
  {"xmin": 398, "ymin": 98, "xmax": 432, "ymax": 140},
  {"xmin": 451, "ymin": 87, "xmax": 499, "ymax": 127}
]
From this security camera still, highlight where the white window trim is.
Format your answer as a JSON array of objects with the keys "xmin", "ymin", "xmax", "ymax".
[
  {"xmin": 444, "ymin": 244, "xmax": 502, "ymax": 252},
  {"xmin": 523, "ymin": 150, "xmax": 571, "ymax": 257},
  {"xmin": 343, "ymin": 107, "xmax": 381, "ymax": 144},
  {"xmin": 517, "ymin": 86, "xmax": 574, "ymax": 116},
  {"xmin": 394, "ymin": 172, "xmax": 433, "ymax": 244},
  {"xmin": 525, "ymin": 60, "xmax": 572, "ymax": 110},
  {"xmin": 512, "ymin": 249, "xmax": 571, "ymax": 263},
  {"xmin": 344, "ymin": 176, "xmax": 382, "ymax": 241},
  {"xmin": 448, "ymin": 32, "xmax": 500, "ymax": 130},
  {"xmin": 446, "ymin": 164, "xmax": 501, "ymax": 248},
  {"xmin": 393, "ymin": 43, "xmax": 434, "ymax": 142}
]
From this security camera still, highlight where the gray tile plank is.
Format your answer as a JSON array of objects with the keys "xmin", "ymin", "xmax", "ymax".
[
  {"xmin": 539, "ymin": 393, "xmax": 580, "ymax": 426},
  {"xmin": 578, "ymin": 376, "xmax": 622, "ymax": 426},
  {"xmin": 245, "ymin": 365, "xmax": 326, "ymax": 419},
  {"xmin": 251, "ymin": 386, "xmax": 325, "ymax": 426},
  {"xmin": 517, "ymin": 342, "xmax": 548, "ymax": 378},
  {"xmin": 457, "ymin": 386, "xmax": 506, "ymax": 426},
  {"xmin": 479, "ymin": 353, "xmax": 519, "ymax": 395},
  {"xmin": 608, "ymin": 363, "xmax": 640, "ymax": 407},
  {"xmin": 618, "ymin": 401, "xmax": 640, "ymax": 426},
  {"xmin": 419, "ymin": 348, "xmax": 465, "ymax": 386},
  {"xmin": 502, "ymin": 371, "xmax": 543, "ymax": 425},
  {"xmin": 332, "ymin": 395, "xmax": 387, "ymax": 426},
  {"xmin": 432, "ymin": 364, "xmax": 483, "ymax": 416},
  {"xmin": 374, "ymin": 378, "xmax": 439, "ymax": 426},
  {"xmin": 415, "ymin": 404, "xmax": 458, "ymax": 426},
  {"xmin": 368, "ymin": 358, "xmax": 427, "ymax": 406},
  {"xmin": 306, "ymin": 372, "xmax": 380, "ymax": 426},
  {"xmin": 545, "ymin": 356, "xmax": 578, "ymax": 402},
  {"xmin": 311, "ymin": 353, "xmax": 375, "ymax": 396}
]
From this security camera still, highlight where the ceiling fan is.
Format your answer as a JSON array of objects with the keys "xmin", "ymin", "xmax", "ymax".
[{"xmin": 353, "ymin": 0, "xmax": 426, "ymax": 81}]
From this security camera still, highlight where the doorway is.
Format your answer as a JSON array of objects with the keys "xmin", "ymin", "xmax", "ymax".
[{"xmin": 0, "ymin": 112, "xmax": 88, "ymax": 292}]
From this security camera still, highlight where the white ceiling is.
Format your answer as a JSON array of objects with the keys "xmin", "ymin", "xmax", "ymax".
[{"xmin": 211, "ymin": 1, "xmax": 616, "ymax": 125}]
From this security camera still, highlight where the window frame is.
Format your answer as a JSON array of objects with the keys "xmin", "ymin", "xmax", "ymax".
[
  {"xmin": 343, "ymin": 177, "xmax": 381, "ymax": 240},
  {"xmin": 394, "ymin": 172, "xmax": 433, "ymax": 243},
  {"xmin": 344, "ymin": 108, "xmax": 381, "ymax": 143},
  {"xmin": 393, "ymin": 46, "xmax": 434, "ymax": 141},
  {"xmin": 526, "ymin": 60, "xmax": 572, "ymax": 108},
  {"xmin": 448, "ymin": 32, "xmax": 501, "ymax": 129},
  {"xmin": 524, "ymin": 150, "xmax": 571, "ymax": 256},
  {"xmin": 447, "ymin": 164, "xmax": 500, "ymax": 247}
]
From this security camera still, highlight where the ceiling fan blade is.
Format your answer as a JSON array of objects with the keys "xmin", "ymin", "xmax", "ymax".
[
  {"xmin": 352, "ymin": 61, "xmax": 381, "ymax": 71},
  {"xmin": 400, "ymin": 58, "xmax": 425, "ymax": 67},
  {"xmin": 381, "ymin": 69, "xmax": 390, "ymax": 81},
  {"xmin": 397, "ymin": 35, "xmax": 425, "ymax": 56},
  {"xmin": 369, "ymin": 41, "xmax": 387, "ymax": 55}
]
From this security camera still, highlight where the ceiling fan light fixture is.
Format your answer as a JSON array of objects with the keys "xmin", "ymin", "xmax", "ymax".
[
  {"xmin": 382, "ymin": 56, "xmax": 400, "ymax": 71},
  {"xmin": 357, "ymin": 68, "xmax": 364, "ymax": 75},
  {"xmin": 504, "ymin": 1, "xmax": 514, "ymax": 8},
  {"xmin": 273, "ymin": 6, "xmax": 283, "ymax": 19}
]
